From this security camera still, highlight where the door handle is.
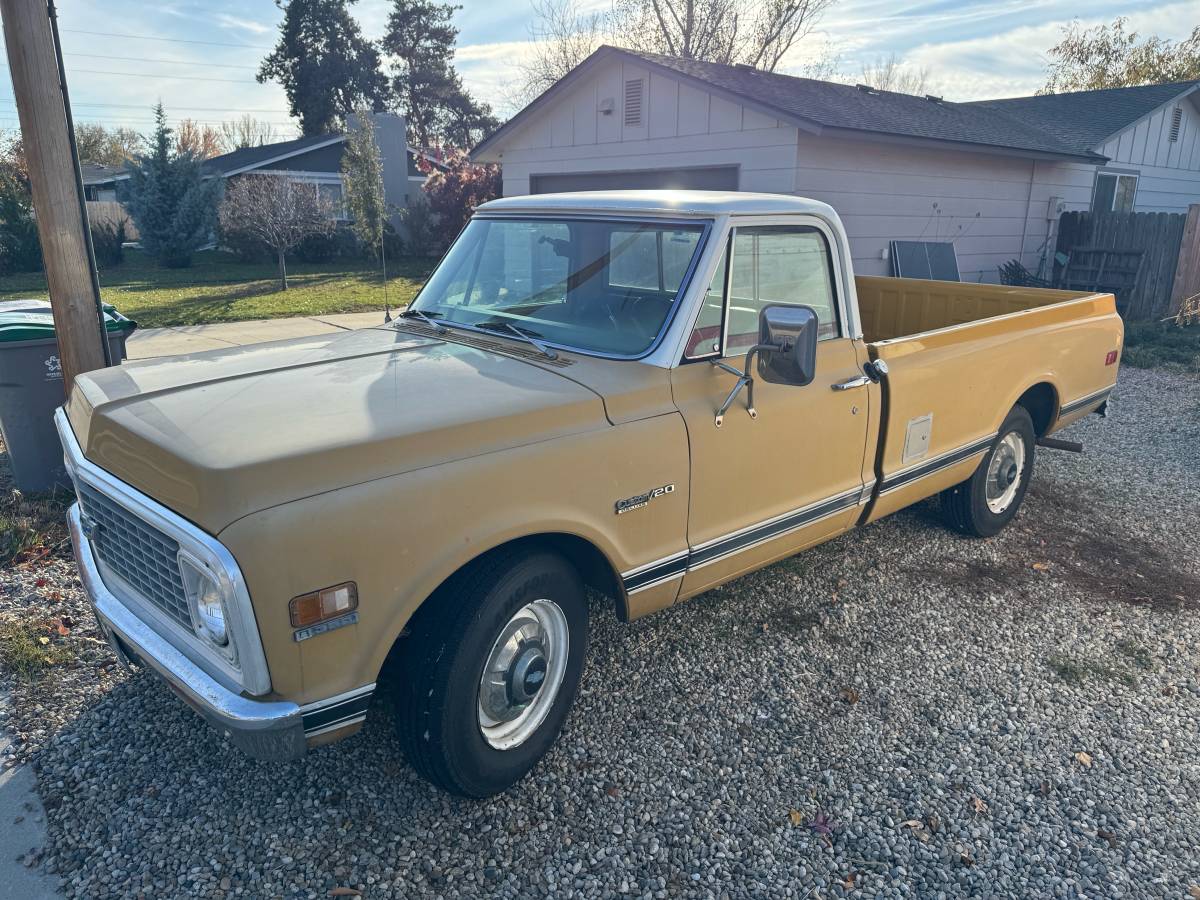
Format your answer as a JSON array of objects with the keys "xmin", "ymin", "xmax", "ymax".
[{"xmin": 831, "ymin": 376, "xmax": 871, "ymax": 391}]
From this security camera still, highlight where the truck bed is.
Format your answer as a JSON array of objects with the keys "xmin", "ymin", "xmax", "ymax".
[
  {"xmin": 856, "ymin": 276, "xmax": 1100, "ymax": 343},
  {"xmin": 853, "ymin": 276, "xmax": 1122, "ymax": 525}
]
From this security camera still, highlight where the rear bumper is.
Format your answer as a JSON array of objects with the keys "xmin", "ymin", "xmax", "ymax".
[{"xmin": 69, "ymin": 503, "xmax": 309, "ymax": 761}]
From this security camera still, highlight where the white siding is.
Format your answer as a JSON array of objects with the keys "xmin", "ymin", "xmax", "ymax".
[
  {"xmin": 1096, "ymin": 96, "xmax": 1200, "ymax": 213},
  {"xmin": 792, "ymin": 134, "xmax": 1052, "ymax": 282},
  {"xmin": 490, "ymin": 58, "xmax": 797, "ymax": 197}
]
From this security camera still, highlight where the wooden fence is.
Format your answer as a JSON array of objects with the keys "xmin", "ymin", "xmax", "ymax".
[
  {"xmin": 1170, "ymin": 205, "xmax": 1200, "ymax": 314},
  {"xmin": 1053, "ymin": 209, "xmax": 1191, "ymax": 321},
  {"xmin": 85, "ymin": 200, "xmax": 138, "ymax": 240}
]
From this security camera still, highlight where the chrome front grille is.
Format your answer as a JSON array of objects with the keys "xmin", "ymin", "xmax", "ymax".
[{"xmin": 76, "ymin": 482, "xmax": 193, "ymax": 630}]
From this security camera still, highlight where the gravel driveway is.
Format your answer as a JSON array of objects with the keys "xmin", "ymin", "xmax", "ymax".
[{"xmin": 2, "ymin": 365, "xmax": 1198, "ymax": 899}]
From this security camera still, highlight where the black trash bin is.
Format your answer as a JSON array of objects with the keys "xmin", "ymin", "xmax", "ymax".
[{"xmin": 0, "ymin": 300, "xmax": 136, "ymax": 492}]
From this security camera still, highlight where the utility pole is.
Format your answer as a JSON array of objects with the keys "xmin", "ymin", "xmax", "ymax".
[{"xmin": 1, "ymin": 0, "xmax": 108, "ymax": 394}]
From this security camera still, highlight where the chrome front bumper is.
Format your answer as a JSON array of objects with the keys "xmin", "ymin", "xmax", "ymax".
[{"xmin": 68, "ymin": 504, "xmax": 308, "ymax": 761}]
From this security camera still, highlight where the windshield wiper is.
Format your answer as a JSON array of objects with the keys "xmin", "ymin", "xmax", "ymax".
[
  {"xmin": 479, "ymin": 320, "xmax": 558, "ymax": 360},
  {"xmin": 399, "ymin": 307, "xmax": 448, "ymax": 334}
]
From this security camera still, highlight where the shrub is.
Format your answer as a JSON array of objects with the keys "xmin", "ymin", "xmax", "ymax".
[
  {"xmin": 0, "ymin": 171, "xmax": 42, "ymax": 275},
  {"xmin": 89, "ymin": 219, "xmax": 126, "ymax": 268},
  {"xmin": 291, "ymin": 225, "xmax": 363, "ymax": 263},
  {"xmin": 218, "ymin": 220, "xmax": 272, "ymax": 263},
  {"xmin": 417, "ymin": 149, "xmax": 500, "ymax": 253},
  {"xmin": 398, "ymin": 197, "xmax": 440, "ymax": 258}
]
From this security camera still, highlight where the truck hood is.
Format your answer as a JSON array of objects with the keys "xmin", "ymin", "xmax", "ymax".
[{"xmin": 65, "ymin": 326, "xmax": 609, "ymax": 534}]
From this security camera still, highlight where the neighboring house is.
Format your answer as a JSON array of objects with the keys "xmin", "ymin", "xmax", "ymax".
[
  {"xmin": 472, "ymin": 46, "xmax": 1200, "ymax": 282},
  {"xmin": 81, "ymin": 163, "xmax": 127, "ymax": 201},
  {"xmin": 203, "ymin": 112, "xmax": 429, "ymax": 225}
]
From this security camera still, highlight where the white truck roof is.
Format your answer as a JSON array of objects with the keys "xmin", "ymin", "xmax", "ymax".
[{"xmin": 476, "ymin": 190, "xmax": 839, "ymax": 220}]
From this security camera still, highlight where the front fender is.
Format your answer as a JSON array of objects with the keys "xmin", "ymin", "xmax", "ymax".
[{"xmin": 218, "ymin": 413, "xmax": 691, "ymax": 705}]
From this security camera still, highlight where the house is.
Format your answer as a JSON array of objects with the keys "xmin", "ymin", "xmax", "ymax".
[
  {"xmin": 80, "ymin": 163, "xmax": 127, "ymax": 201},
  {"xmin": 472, "ymin": 46, "xmax": 1200, "ymax": 282},
  {"xmin": 203, "ymin": 112, "xmax": 429, "ymax": 224}
]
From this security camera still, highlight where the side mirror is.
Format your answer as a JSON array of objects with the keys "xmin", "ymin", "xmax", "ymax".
[{"xmin": 756, "ymin": 304, "xmax": 819, "ymax": 386}]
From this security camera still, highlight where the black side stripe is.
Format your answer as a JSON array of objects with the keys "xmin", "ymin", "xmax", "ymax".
[
  {"xmin": 689, "ymin": 489, "xmax": 861, "ymax": 569},
  {"xmin": 623, "ymin": 555, "xmax": 689, "ymax": 592},
  {"xmin": 879, "ymin": 435, "xmax": 996, "ymax": 494},
  {"xmin": 302, "ymin": 691, "xmax": 373, "ymax": 734},
  {"xmin": 620, "ymin": 488, "xmax": 863, "ymax": 593},
  {"xmin": 1060, "ymin": 387, "xmax": 1112, "ymax": 415}
]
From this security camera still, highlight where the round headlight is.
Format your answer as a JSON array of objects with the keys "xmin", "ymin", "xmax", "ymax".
[
  {"xmin": 180, "ymin": 557, "xmax": 229, "ymax": 647},
  {"xmin": 193, "ymin": 577, "xmax": 228, "ymax": 645}
]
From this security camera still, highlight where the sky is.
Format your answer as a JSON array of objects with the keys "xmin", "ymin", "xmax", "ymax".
[{"xmin": 1, "ymin": 0, "xmax": 1195, "ymax": 141}]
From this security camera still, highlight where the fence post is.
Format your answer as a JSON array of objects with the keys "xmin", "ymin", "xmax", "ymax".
[{"xmin": 1170, "ymin": 204, "xmax": 1200, "ymax": 316}]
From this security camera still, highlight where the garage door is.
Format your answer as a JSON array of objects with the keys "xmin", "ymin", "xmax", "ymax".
[{"xmin": 530, "ymin": 166, "xmax": 739, "ymax": 194}]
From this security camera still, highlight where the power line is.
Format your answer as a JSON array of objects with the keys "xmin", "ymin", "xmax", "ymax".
[
  {"xmin": 0, "ymin": 98, "xmax": 289, "ymax": 114},
  {"xmin": 0, "ymin": 62, "xmax": 259, "ymax": 85},
  {"xmin": 59, "ymin": 28, "xmax": 272, "ymax": 50},
  {"xmin": 66, "ymin": 53, "xmax": 260, "ymax": 71}
]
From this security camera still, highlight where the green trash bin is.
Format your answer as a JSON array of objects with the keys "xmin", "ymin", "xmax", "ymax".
[{"xmin": 0, "ymin": 299, "xmax": 136, "ymax": 492}]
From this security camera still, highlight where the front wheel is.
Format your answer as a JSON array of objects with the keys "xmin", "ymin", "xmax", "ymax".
[
  {"xmin": 941, "ymin": 405, "xmax": 1036, "ymax": 537},
  {"xmin": 394, "ymin": 548, "xmax": 588, "ymax": 797}
]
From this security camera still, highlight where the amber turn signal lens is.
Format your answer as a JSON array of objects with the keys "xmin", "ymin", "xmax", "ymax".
[{"xmin": 289, "ymin": 582, "xmax": 358, "ymax": 628}]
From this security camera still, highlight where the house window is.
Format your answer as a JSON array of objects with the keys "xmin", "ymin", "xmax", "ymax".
[
  {"xmin": 1092, "ymin": 171, "xmax": 1137, "ymax": 213},
  {"xmin": 623, "ymin": 78, "xmax": 644, "ymax": 127}
]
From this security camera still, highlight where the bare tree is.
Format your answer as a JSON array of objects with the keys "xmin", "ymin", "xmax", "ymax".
[
  {"xmin": 857, "ymin": 53, "xmax": 930, "ymax": 95},
  {"xmin": 175, "ymin": 119, "xmax": 224, "ymax": 159},
  {"xmin": 218, "ymin": 175, "xmax": 334, "ymax": 290},
  {"xmin": 219, "ymin": 115, "xmax": 279, "ymax": 153},
  {"xmin": 515, "ymin": 0, "xmax": 836, "ymax": 103},
  {"xmin": 518, "ymin": 0, "xmax": 610, "ymax": 101}
]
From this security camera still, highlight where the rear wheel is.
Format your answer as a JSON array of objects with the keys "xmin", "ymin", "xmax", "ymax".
[
  {"xmin": 394, "ymin": 548, "xmax": 588, "ymax": 797},
  {"xmin": 941, "ymin": 405, "xmax": 1035, "ymax": 537}
]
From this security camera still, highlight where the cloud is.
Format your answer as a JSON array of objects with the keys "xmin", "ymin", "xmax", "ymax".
[{"xmin": 215, "ymin": 14, "xmax": 274, "ymax": 36}]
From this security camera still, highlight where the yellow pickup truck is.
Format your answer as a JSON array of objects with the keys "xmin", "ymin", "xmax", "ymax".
[{"xmin": 56, "ymin": 191, "xmax": 1122, "ymax": 796}]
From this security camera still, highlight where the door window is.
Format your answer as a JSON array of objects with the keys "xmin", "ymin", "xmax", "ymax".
[{"xmin": 686, "ymin": 225, "xmax": 839, "ymax": 359}]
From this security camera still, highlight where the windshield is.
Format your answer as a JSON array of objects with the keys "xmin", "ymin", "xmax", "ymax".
[{"xmin": 410, "ymin": 217, "xmax": 707, "ymax": 356}]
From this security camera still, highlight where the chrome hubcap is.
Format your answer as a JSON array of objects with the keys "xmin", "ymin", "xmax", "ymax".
[
  {"xmin": 478, "ymin": 599, "xmax": 569, "ymax": 750},
  {"xmin": 985, "ymin": 431, "xmax": 1026, "ymax": 514}
]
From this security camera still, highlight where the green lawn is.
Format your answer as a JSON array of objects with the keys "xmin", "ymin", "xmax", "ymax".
[{"xmin": 0, "ymin": 249, "xmax": 436, "ymax": 328}]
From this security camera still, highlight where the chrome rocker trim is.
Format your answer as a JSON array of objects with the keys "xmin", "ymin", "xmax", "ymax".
[{"xmin": 1059, "ymin": 386, "xmax": 1113, "ymax": 416}]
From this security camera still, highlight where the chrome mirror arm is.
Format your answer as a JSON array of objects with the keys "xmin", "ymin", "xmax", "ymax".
[{"xmin": 710, "ymin": 343, "xmax": 781, "ymax": 427}]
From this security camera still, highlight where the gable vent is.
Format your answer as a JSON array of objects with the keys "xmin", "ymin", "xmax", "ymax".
[
  {"xmin": 623, "ymin": 78, "xmax": 644, "ymax": 127},
  {"xmin": 1169, "ymin": 106, "xmax": 1183, "ymax": 142}
]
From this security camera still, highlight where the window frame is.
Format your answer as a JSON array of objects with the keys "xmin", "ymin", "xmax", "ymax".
[
  {"xmin": 1092, "ymin": 169, "xmax": 1139, "ymax": 213},
  {"xmin": 683, "ymin": 221, "xmax": 845, "ymax": 362}
]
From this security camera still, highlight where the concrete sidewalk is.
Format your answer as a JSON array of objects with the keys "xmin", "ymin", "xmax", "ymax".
[{"xmin": 126, "ymin": 310, "xmax": 393, "ymax": 360}]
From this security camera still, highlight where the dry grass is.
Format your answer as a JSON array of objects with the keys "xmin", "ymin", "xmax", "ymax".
[{"xmin": 0, "ymin": 618, "xmax": 74, "ymax": 681}]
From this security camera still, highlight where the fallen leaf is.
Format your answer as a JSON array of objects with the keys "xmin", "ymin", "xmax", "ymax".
[
  {"xmin": 899, "ymin": 819, "xmax": 923, "ymax": 829},
  {"xmin": 839, "ymin": 687, "xmax": 860, "ymax": 705},
  {"xmin": 1075, "ymin": 751, "xmax": 1093, "ymax": 768},
  {"xmin": 788, "ymin": 809, "xmax": 804, "ymax": 826},
  {"xmin": 926, "ymin": 814, "xmax": 940, "ymax": 833},
  {"xmin": 37, "ymin": 636, "xmax": 49, "ymax": 645},
  {"xmin": 1031, "ymin": 562, "xmax": 1051, "ymax": 571},
  {"xmin": 1187, "ymin": 886, "xmax": 1200, "ymax": 900},
  {"xmin": 971, "ymin": 797, "xmax": 988, "ymax": 815},
  {"xmin": 605, "ymin": 784, "xmax": 620, "ymax": 798},
  {"xmin": 1096, "ymin": 828, "xmax": 1117, "ymax": 848},
  {"xmin": 54, "ymin": 619, "xmax": 70, "ymax": 636},
  {"xmin": 843, "ymin": 873, "xmax": 857, "ymax": 890},
  {"xmin": 35, "ymin": 577, "xmax": 48, "ymax": 588},
  {"xmin": 960, "ymin": 851, "xmax": 975, "ymax": 867},
  {"xmin": 329, "ymin": 887, "xmax": 361, "ymax": 897}
]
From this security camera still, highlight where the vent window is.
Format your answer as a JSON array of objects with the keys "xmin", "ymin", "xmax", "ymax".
[
  {"xmin": 1169, "ymin": 106, "xmax": 1183, "ymax": 142},
  {"xmin": 623, "ymin": 78, "xmax": 644, "ymax": 127}
]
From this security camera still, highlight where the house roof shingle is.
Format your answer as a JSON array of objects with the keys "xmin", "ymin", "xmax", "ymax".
[
  {"xmin": 966, "ymin": 80, "xmax": 1200, "ymax": 155},
  {"xmin": 203, "ymin": 133, "xmax": 344, "ymax": 176},
  {"xmin": 476, "ymin": 46, "xmax": 1199, "ymax": 164}
]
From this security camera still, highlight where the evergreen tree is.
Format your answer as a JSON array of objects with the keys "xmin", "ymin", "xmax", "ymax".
[
  {"xmin": 259, "ymin": 0, "xmax": 391, "ymax": 136},
  {"xmin": 383, "ymin": 0, "xmax": 498, "ymax": 148},
  {"xmin": 120, "ymin": 105, "xmax": 222, "ymax": 268},
  {"xmin": 341, "ymin": 110, "xmax": 387, "ymax": 258}
]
